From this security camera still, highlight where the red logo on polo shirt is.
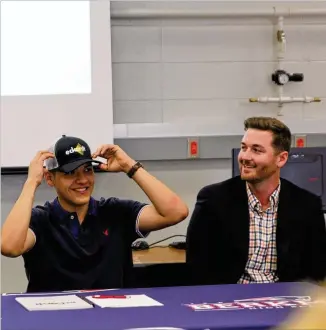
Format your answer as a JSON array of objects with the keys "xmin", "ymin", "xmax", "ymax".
[{"xmin": 103, "ymin": 229, "xmax": 109, "ymax": 236}]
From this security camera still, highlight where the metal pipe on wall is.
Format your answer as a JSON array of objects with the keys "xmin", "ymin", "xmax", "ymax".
[
  {"xmin": 250, "ymin": 96, "xmax": 321, "ymax": 104},
  {"xmin": 247, "ymin": 14, "xmax": 322, "ymax": 113},
  {"xmin": 276, "ymin": 16, "xmax": 286, "ymax": 113},
  {"xmin": 111, "ymin": 7, "xmax": 326, "ymax": 19}
]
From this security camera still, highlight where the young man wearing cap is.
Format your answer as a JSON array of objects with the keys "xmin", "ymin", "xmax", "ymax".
[{"xmin": 1, "ymin": 136, "xmax": 189, "ymax": 292}]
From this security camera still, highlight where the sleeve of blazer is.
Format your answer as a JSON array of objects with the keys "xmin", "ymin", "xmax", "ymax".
[
  {"xmin": 186, "ymin": 185, "xmax": 220, "ymax": 285},
  {"xmin": 308, "ymin": 196, "xmax": 326, "ymax": 282}
]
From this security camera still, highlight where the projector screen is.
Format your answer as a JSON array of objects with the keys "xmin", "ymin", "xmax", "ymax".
[{"xmin": 1, "ymin": 0, "xmax": 113, "ymax": 168}]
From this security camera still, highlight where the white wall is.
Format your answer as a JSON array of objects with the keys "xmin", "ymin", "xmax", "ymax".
[{"xmin": 111, "ymin": 1, "xmax": 326, "ymax": 136}]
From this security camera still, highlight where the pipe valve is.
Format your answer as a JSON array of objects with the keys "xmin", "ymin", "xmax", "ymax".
[{"xmin": 271, "ymin": 70, "xmax": 304, "ymax": 86}]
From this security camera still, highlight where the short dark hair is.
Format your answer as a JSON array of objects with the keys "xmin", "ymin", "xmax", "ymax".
[{"xmin": 244, "ymin": 116, "xmax": 292, "ymax": 153}]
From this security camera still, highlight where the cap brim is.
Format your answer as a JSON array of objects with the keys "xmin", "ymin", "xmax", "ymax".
[{"xmin": 59, "ymin": 159, "xmax": 101, "ymax": 173}]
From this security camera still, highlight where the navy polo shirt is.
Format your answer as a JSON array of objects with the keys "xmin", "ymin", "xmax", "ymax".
[{"xmin": 22, "ymin": 197, "xmax": 148, "ymax": 292}]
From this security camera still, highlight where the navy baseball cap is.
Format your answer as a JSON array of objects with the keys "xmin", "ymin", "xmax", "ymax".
[{"xmin": 44, "ymin": 135, "xmax": 101, "ymax": 173}]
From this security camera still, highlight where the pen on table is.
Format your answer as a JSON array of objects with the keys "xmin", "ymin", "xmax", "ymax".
[
  {"xmin": 78, "ymin": 295, "xmax": 96, "ymax": 307},
  {"xmin": 91, "ymin": 295, "xmax": 128, "ymax": 299}
]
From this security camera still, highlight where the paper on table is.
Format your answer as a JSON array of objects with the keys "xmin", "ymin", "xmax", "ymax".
[
  {"xmin": 85, "ymin": 294, "xmax": 163, "ymax": 308},
  {"xmin": 2, "ymin": 288, "xmax": 118, "ymax": 296},
  {"xmin": 15, "ymin": 294, "xmax": 94, "ymax": 311}
]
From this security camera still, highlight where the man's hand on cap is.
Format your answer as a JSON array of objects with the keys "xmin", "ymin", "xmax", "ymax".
[
  {"xmin": 27, "ymin": 151, "xmax": 54, "ymax": 187},
  {"xmin": 92, "ymin": 144, "xmax": 136, "ymax": 173}
]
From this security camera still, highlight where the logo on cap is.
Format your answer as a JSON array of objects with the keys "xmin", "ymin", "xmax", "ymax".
[{"xmin": 65, "ymin": 143, "xmax": 86, "ymax": 156}]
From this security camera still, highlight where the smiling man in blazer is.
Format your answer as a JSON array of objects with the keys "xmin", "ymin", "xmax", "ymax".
[{"xmin": 186, "ymin": 117, "xmax": 326, "ymax": 285}]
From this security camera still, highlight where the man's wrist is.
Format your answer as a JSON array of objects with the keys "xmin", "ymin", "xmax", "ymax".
[
  {"xmin": 121, "ymin": 160, "xmax": 137, "ymax": 174},
  {"xmin": 126, "ymin": 161, "xmax": 144, "ymax": 178}
]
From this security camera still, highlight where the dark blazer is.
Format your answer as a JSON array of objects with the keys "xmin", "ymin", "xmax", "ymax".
[{"xmin": 186, "ymin": 176, "xmax": 326, "ymax": 285}]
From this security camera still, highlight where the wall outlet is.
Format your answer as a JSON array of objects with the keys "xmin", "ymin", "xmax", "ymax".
[
  {"xmin": 187, "ymin": 138, "xmax": 199, "ymax": 158},
  {"xmin": 294, "ymin": 135, "xmax": 307, "ymax": 148}
]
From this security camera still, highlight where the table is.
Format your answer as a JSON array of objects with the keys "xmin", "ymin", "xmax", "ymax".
[
  {"xmin": 131, "ymin": 247, "xmax": 187, "ymax": 287},
  {"xmin": 1, "ymin": 282, "xmax": 317, "ymax": 330},
  {"xmin": 132, "ymin": 247, "xmax": 185, "ymax": 264}
]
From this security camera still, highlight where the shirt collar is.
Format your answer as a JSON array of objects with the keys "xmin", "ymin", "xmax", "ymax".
[
  {"xmin": 49, "ymin": 196, "xmax": 98, "ymax": 222},
  {"xmin": 246, "ymin": 181, "xmax": 281, "ymax": 212}
]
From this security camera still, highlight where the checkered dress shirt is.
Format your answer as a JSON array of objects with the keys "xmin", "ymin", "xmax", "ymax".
[{"xmin": 238, "ymin": 182, "xmax": 280, "ymax": 284}]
